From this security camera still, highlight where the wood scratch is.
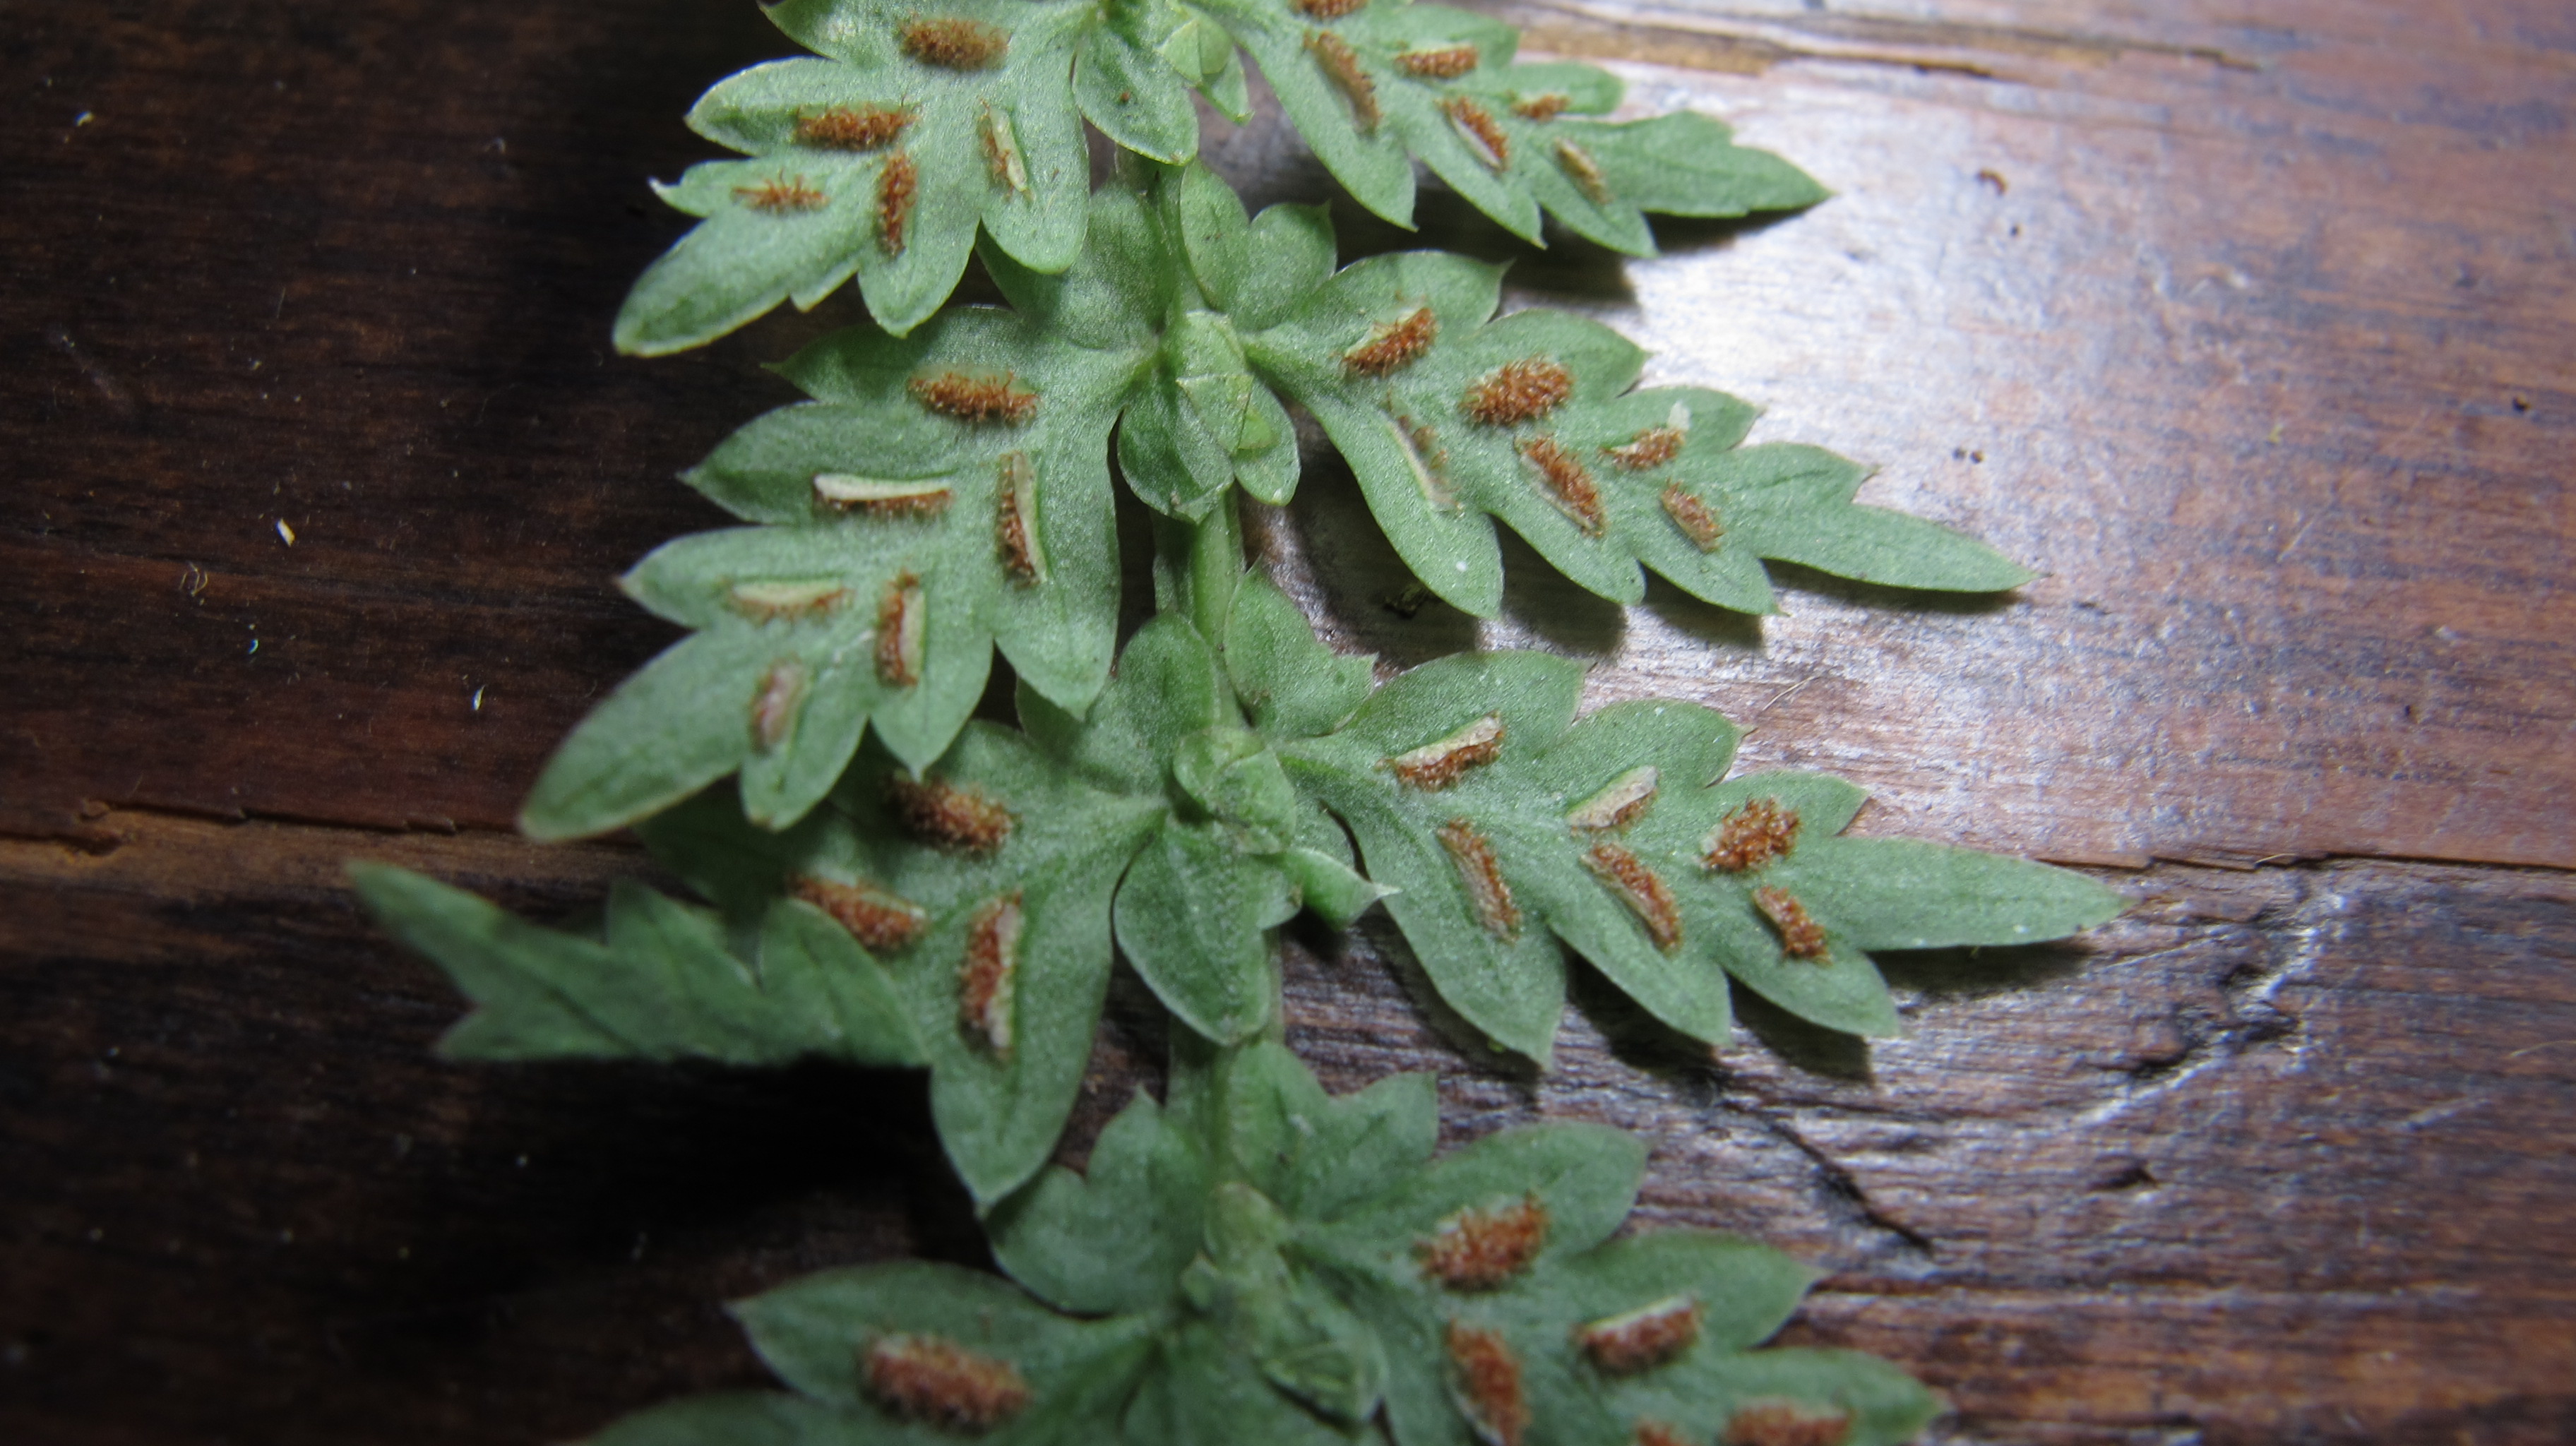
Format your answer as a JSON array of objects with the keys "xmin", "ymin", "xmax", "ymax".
[
  {"xmin": 1500, "ymin": 0, "xmax": 2261, "ymax": 78},
  {"xmin": 2396, "ymin": 1097, "xmax": 2488, "ymax": 1130},
  {"xmin": 1744, "ymin": 675, "xmax": 1817, "ymax": 731}
]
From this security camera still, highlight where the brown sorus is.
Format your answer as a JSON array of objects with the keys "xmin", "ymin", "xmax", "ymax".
[
  {"xmin": 1296, "ymin": 0, "xmax": 1368, "ymax": 18},
  {"xmin": 1704, "ymin": 796, "xmax": 1798, "ymax": 872},
  {"xmin": 1566, "ymin": 765, "xmax": 1659, "ymax": 832},
  {"xmin": 878, "ymin": 151, "xmax": 917, "ymax": 256},
  {"xmin": 1575, "ymin": 1295, "xmax": 1704, "ymax": 1374},
  {"xmin": 901, "ymin": 17, "xmax": 1009, "ymax": 69},
  {"xmin": 1462, "ymin": 357, "xmax": 1574, "ymax": 426},
  {"xmin": 861, "ymin": 1332, "xmax": 1031, "ymax": 1431},
  {"xmin": 1753, "ymin": 885, "xmax": 1829, "ymax": 961},
  {"xmin": 888, "ymin": 774, "xmax": 1014, "ymax": 854},
  {"xmin": 794, "ymin": 104, "xmax": 913, "ymax": 150},
  {"xmin": 1724, "ymin": 1400, "xmax": 1854, "ymax": 1446},
  {"xmin": 1662, "ymin": 484, "xmax": 1724, "ymax": 550},
  {"xmin": 1609, "ymin": 425, "xmax": 1686, "ymax": 471},
  {"xmin": 1635, "ymin": 1423, "xmax": 1693, "ymax": 1446},
  {"xmin": 1445, "ymin": 1320, "xmax": 1530, "ymax": 1446},
  {"xmin": 958, "ymin": 892, "xmax": 1023, "ymax": 1055},
  {"xmin": 729, "ymin": 580, "xmax": 849, "ymax": 621},
  {"xmin": 749, "ymin": 659, "xmax": 809, "ymax": 751},
  {"xmin": 1585, "ymin": 842, "xmax": 1683, "ymax": 952},
  {"xmin": 789, "ymin": 873, "xmax": 929, "ymax": 954},
  {"xmin": 1397, "ymin": 44, "xmax": 1479, "ymax": 78},
  {"xmin": 1443, "ymin": 95, "xmax": 1510, "ymax": 170},
  {"xmin": 875, "ymin": 570, "xmax": 924, "ymax": 687},
  {"xmin": 734, "ymin": 174, "xmax": 827, "ymax": 213},
  {"xmin": 1518, "ymin": 435, "xmax": 1604, "ymax": 535},
  {"xmin": 1345, "ymin": 306, "xmax": 1439, "ymax": 376},
  {"xmin": 910, "ymin": 370, "xmax": 1039, "ymax": 424},
  {"xmin": 1513, "ymin": 92, "xmax": 1570, "ymax": 121},
  {"xmin": 1438, "ymin": 818, "xmax": 1522, "ymax": 939},
  {"xmin": 1388, "ymin": 713, "xmax": 1504, "ymax": 789},
  {"xmin": 811, "ymin": 474, "xmax": 953, "ymax": 517},
  {"xmin": 1419, "ymin": 1193, "xmax": 1550, "ymax": 1289},
  {"xmin": 1555, "ymin": 138, "xmax": 1614, "ymax": 203},
  {"xmin": 995, "ymin": 450, "xmax": 1045, "ymax": 586},
  {"xmin": 1306, "ymin": 30, "xmax": 1381, "ymax": 131}
]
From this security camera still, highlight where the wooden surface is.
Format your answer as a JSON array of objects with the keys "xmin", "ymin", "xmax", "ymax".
[{"xmin": 4, "ymin": 1, "xmax": 2572, "ymax": 1442}]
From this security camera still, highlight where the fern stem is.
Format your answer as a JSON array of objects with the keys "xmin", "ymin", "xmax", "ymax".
[{"xmin": 1150, "ymin": 490, "xmax": 1246, "ymax": 660}]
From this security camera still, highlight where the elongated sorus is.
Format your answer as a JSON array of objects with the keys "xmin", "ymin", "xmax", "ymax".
[
  {"xmin": 862, "ymin": 1333, "xmax": 1030, "ymax": 1430},
  {"xmin": 1419, "ymin": 1193, "xmax": 1550, "ymax": 1289}
]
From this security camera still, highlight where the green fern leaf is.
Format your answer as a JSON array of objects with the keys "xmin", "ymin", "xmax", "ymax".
[
  {"xmin": 347, "ymin": 865, "xmax": 922, "ymax": 1069},
  {"xmin": 1230, "ymin": 577, "xmax": 2127, "ymax": 1063},
  {"xmin": 1234, "ymin": 220, "xmax": 2029, "ymax": 616},
  {"xmin": 520, "ymin": 305, "xmax": 1129, "ymax": 842},
  {"xmin": 616, "ymin": 1, "xmax": 1823, "ymax": 352},
  {"xmin": 1194, "ymin": 0, "xmax": 1826, "ymax": 247},
  {"xmin": 615, "ymin": 615, "xmax": 1374, "ymax": 1202},
  {"xmin": 581, "ymin": 1044, "xmax": 1940, "ymax": 1445},
  {"xmin": 618, "ymin": 0, "xmax": 1257, "ymax": 350},
  {"xmin": 744, "ymin": 160, "xmax": 2022, "ymax": 624},
  {"xmin": 367, "ymin": 613, "xmax": 1390, "ymax": 1207}
]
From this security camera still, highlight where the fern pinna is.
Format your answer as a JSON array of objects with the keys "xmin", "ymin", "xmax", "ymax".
[{"xmin": 357, "ymin": 1, "xmax": 2125, "ymax": 1440}]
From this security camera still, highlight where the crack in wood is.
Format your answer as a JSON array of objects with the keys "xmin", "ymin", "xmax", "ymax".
[
  {"xmin": 2061, "ymin": 874, "xmax": 2331, "ymax": 1131},
  {"xmin": 1710, "ymin": 1099, "xmax": 1939, "ymax": 1263},
  {"xmin": 0, "ymin": 798, "xmax": 536, "ymax": 857},
  {"xmin": 0, "ymin": 807, "xmax": 643, "ymax": 917}
]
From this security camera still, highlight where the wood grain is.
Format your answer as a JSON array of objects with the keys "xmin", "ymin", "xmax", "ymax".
[{"xmin": 4, "ymin": 1, "xmax": 2571, "ymax": 1442}]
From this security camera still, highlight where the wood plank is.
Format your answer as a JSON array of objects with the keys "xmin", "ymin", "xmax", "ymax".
[
  {"xmin": 1, "ymin": 1, "xmax": 806, "ymax": 839},
  {"xmin": 0, "ymin": 815, "xmax": 943, "ymax": 1445},
  {"xmin": 4, "ymin": 820, "xmax": 2570, "ymax": 1442},
  {"xmin": 5, "ymin": 0, "xmax": 2570, "ymax": 867},
  {"xmin": 5, "ymin": 0, "xmax": 2574, "ymax": 1442}
]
